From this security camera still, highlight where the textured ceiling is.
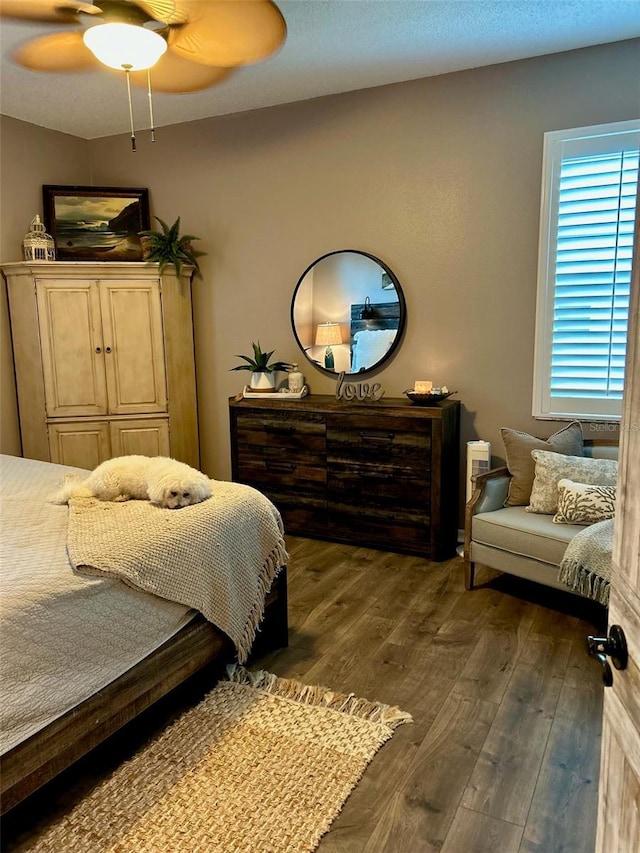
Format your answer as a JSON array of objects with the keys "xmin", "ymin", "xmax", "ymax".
[{"xmin": 1, "ymin": 0, "xmax": 639, "ymax": 140}]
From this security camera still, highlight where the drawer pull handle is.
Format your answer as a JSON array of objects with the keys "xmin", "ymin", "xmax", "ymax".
[
  {"xmin": 264, "ymin": 425, "xmax": 296, "ymax": 435},
  {"xmin": 359, "ymin": 471, "xmax": 392, "ymax": 480},
  {"xmin": 359, "ymin": 510, "xmax": 396, "ymax": 521},
  {"xmin": 266, "ymin": 461, "xmax": 297, "ymax": 472},
  {"xmin": 358, "ymin": 431, "xmax": 395, "ymax": 443}
]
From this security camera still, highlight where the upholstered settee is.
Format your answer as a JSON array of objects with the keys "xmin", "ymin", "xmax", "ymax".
[{"xmin": 464, "ymin": 438, "xmax": 619, "ymax": 596}]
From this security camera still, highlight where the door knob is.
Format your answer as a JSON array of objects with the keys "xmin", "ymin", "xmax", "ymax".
[{"xmin": 586, "ymin": 624, "xmax": 628, "ymax": 687}]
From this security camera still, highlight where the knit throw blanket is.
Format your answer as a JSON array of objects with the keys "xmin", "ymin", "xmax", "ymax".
[
  {"xmin": 67, "ymin": 481, "xmax": 288, "ymax": 663},
  {"xmin": 558, "ymin": 518, "xmax": 613, "ymax": 606}
]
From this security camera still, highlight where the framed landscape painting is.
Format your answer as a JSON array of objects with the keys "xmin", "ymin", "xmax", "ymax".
[{"xmin": 42, "ymin": 185, "xmax": 150, "ymax": 261}]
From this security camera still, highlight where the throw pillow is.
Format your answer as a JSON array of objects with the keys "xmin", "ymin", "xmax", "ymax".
[
  {"xmin": 501, "ymin": 422, "xmax": 584, "ymax": 506},
  {"xmin": 528, "ymin": 451, "xmax": 618, "ymax": 515},
  {"xmin": 553, "ymin": 478, "xmax": 616, "ymax": 525}
]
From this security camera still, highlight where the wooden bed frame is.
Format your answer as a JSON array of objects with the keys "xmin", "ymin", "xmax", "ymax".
[
  {"xmin": 0, "ymin": 568, "xmax": 288, "ymax": 814},
  {"xmin": 349, "ymin": 300, "xmax": 400, "ymax": 338}
]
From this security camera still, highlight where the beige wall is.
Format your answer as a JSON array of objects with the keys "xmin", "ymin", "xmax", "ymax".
[
  {"xmin": 2, "ymin": 41, "xmax": 637, "ymax": 506},
  {"xmin": 0, "ymin": 116, "xmax": 92, "ymax": 454}
]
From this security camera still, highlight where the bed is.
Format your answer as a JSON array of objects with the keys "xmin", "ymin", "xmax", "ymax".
[{"xmin": 0, "ymin": 454, "xmax": 289, "ymax": 813}]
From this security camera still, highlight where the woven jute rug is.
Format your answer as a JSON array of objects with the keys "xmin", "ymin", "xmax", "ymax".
[{"xmin": 26, "ymin": 666, "xmax": 412, "ymax": 853}]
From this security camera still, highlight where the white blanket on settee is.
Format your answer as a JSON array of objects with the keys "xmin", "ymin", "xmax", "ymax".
[{"xmin": 558, "ymin": 518, "xmax": 613, "ymax": 606}]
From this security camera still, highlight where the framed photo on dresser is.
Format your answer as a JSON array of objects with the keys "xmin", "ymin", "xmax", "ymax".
[{"xmin": 42, "ymin": 185, "xmax": 150, "ymax": 262}]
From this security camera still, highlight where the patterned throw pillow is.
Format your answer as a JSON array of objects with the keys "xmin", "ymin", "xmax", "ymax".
[
  {"xmin": 553, "ymin": 479, "xmax": 616, "ymax": 525},
  {"xmin": 527, "ymin": 450, "xmax": 618, "ymax": 515},
  {"xmin": 500, "ymin": 422, "xmax": 583, "ymax": 507}
]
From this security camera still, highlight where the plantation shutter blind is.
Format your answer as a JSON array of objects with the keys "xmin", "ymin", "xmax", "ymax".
[{"xmin": 534, "ymin": 121, "xmax": 640, "ymax": 420}]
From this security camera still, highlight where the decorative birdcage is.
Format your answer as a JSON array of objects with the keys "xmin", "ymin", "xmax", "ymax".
[{"xmin": 22, "ymin": 215, "xmax": 56, "ymax": 261}]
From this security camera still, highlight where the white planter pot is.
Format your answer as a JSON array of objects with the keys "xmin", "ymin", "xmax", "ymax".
[{"xmin": 249, "ymin": 371, "xmax": 276, "ymax": 391}]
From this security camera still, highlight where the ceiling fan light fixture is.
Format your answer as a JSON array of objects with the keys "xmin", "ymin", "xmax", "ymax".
[{"xmin": 83, "ymin": 22, "xmax": 167, "ymax": 71}]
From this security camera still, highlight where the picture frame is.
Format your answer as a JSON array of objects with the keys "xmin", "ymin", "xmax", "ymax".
[
  {"xmin": 381, "ymin": 272, "xmax": 395, "ymax": 291},
  {"xmin": 42, "ymin": 185, "xmax": 150, "ymax": 262}
]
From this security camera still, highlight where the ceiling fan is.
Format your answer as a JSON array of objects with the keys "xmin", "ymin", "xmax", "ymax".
[{"xmin": 0, "ymin": 0, "xmax": 286, "ymax": 146}]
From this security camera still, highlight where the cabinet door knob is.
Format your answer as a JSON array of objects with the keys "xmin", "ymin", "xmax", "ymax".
[
  {"xmin": 95, "ymin": 346, "xmax": 102, "ymax": 353},
  {"xmin": 105, "ymin": 346, "xmax": 112, "ymax": 353}
]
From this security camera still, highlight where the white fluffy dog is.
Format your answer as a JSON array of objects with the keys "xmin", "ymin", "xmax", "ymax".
[{"xmin": 50, "ymin": 455, "xmax": 212, "ymax": 510}]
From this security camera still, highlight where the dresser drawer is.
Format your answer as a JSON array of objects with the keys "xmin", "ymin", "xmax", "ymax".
[
  {"xmin": 326, "ymin": 414, "xmax": 430, "ymax": 467},
  {"xmin": 264, "ymin": 489, "xmax": 328, "ymax": 535},
  {"xmin": 236, "ymin": 447, "xmax": 326, "ymax": 492},
  {"xmin": 328, "ymin": 462, "xmax": 430, "ymax": 511},
  {"xmin": 235, "ymin": 409, "xmax": 326, "ymax": 452},
  {"xmin": 235, "ymin": 409, "xmax": 326, "ymax": 493},
  {"xmin": 328, "ymin": 504, "xmax": 431, "ymax": 556}
]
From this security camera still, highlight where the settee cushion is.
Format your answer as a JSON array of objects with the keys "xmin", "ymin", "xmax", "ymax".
[
  {"xmin": 554, "ymin": 479, "xmax": 616, "ymax": 525},
  {"xmin": 472, "ymin": 506, "xmax": 583, "ymax": 566},
  {"xmin": 500, "ymin": 422, "xmax": 583, "ymax": 507},
  {"xmin": 528, "ymin": 451, "xmax": 618, "ymax": 514}
]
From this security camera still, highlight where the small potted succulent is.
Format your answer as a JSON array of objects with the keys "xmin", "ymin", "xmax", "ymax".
[
  {"xmin": 231, "ymin": 342, "xmax": 293, "ymax": 391},
  {"xmin": 138, "ymin": 216, "xmax": 206, "ymax": 278}
]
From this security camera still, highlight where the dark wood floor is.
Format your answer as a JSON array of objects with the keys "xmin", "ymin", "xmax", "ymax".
[{"xmin": 3, "ymin": 536, "xmax": 606, "ymax": 853}]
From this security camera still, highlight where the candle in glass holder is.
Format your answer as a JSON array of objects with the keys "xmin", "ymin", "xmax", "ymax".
[{"xmin": 414, "ymin": 380, "xmax": 433, "ymax": 393}]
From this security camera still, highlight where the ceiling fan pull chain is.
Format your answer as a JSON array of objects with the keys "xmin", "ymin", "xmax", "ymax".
[
  {"xmin": 147, "ymin": 69, "xmax": 156, "ymax": 143},
  {"xmin": 123, "ymin": 65, "xmax": 136, "ymax": 152}
]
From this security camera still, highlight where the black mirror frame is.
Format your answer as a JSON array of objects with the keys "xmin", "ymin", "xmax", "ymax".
[{"xmin": 290, "ymin": 249, "xmax": 407, "ymax": 379}]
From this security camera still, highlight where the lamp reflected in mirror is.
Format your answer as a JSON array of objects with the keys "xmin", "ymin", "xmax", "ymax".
[
  {"xmin": 360, "ymin": 296, "xmax": 374, "ymax": 320},
  {"xmin": 315, "ymin": 322, "xmax": 343, "ymax": 369}
]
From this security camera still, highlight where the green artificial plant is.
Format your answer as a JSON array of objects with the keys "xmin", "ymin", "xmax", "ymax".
[
  {"xmin": 230, "ymin": 342, "xmax": 293, "ymax": 374},
  {"xmin": 139, "ymin": 216, "xmax": 206, "ymax": 277}
]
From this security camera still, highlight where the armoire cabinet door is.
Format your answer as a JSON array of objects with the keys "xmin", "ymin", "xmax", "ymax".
[
  {"xmin": 48, "ymin": 421, "xmax": 110, "ymax": 469},
  {"xmin": 4, "ymin": 261, "xmax": 199, "ymax": 467},
  {"xmin": 36, "ymin": 279, "xmax": 168, "ymax": 419},
  {"xmin": 110, "ymin": 418, "xmax": 170, "ymax": 457},
  {"xmin": 99, "ymin": 281, "xmax": 167, "ymax": 415},
  {"xmin": 48, "ymin": 418, "xmax": 171, "ymax": 469},
  {"xmin": 36, "ymin": 280, "xmax": 108, "ymax": 418}
]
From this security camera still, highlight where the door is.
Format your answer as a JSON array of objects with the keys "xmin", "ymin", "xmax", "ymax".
[
  {"xmin": 110, "ymin": 418, "xmax": 170, "ymax": 457},
  {"xmin": 36, "ymin": 280, "xmax": 108, "ymax": 417},
  {"xmin": 595, "ymin": 222, "xmax": 640, "ymax": 850},
  {"xmin": 48, "ymin": 421, "xmax": 110, "ymax": 469},
  {"xmin": 99, "ymin": 280, "xmax": 167, "ymax": 415}
]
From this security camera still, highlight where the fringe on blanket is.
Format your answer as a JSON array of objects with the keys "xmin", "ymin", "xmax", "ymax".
[
  {"xmin": 237, "ymin": 540, "xmax": 289, "ymax": 664},
  {"xmin": 558, "ymin": 560, "xmax": 610, "ymax": 606},
  {"xmin": 227, "ymin": 664, "xmax": 413, "ymax": 730}
]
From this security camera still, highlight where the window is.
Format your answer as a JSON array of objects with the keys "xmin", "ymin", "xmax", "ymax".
[{"xmin": 533, "ymin": 120, "xmax": 639, "ymax": 420}]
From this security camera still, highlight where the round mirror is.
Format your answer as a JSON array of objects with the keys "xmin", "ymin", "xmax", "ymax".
[{"xmin": 291, "ymin": 250, "xmax": 406, "ymax": 377}]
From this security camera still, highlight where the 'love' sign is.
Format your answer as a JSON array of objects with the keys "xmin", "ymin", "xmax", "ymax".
[{"xmin": 335, "ymin": 372, "xmax": 385, "ymax": 402}]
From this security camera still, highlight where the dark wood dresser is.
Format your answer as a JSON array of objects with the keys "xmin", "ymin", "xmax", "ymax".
[{"xmin": 229, "ymin": 395, "xmax": 460, "ymax": 561}]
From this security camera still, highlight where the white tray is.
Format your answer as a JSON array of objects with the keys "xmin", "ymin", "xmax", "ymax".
[{"xmin": 242, "ymin": 385, "xmax": 309, "ymax": 400}]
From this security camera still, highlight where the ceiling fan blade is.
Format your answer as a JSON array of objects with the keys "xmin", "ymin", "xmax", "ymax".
[
  {"xmin": 129, "ymin": 49, "xmax": 234, "ymax": 92},
  {"xmin": 134, "ymin": 0, "xmax": 185, "ymax": 24},
  {"xmin": 0, "ymin": 0, "xmax": 100, "ymax": 23},
  {"xmin": 168, "ymin": 0, "xmax": 286, "ymax": 68},
  {"xmin": 13, "ymin": 30, "xmax": 101, "ymax": 72}
]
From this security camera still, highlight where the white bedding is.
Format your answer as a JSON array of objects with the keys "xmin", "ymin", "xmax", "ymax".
[
  {"xmin": 0, "ymin": 455, "xmax": 194, "ymax": 754},
  {"xmin": 350, "ymin": 328, "xmax": 396, "ymax": 372}
]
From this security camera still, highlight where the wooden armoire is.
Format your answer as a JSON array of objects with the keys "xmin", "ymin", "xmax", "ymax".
[{"xmin": 2, "ymin": 261, "xmax": 199, "ymax": 470}]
